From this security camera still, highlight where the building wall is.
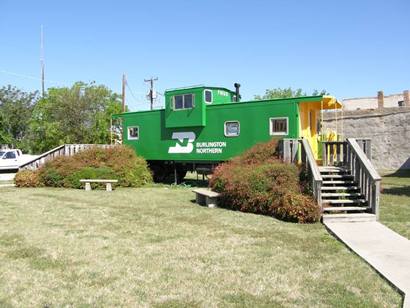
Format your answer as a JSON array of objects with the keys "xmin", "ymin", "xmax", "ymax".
[
  {"xmin": 342, "ymin": 90, "xmax": 409, "ymax": 111},
  {"xmin": 323, "ymin": 107, "xmax": 410, "ymax": 170}
]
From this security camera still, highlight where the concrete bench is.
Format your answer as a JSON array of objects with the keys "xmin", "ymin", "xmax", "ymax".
[
  {"xmin": 80, "ymin": 179, "xmax": 118, "ymax": 191},
  {"xmin": 192, "ymin": 188, "xmax": 220, "ymax": 208}
]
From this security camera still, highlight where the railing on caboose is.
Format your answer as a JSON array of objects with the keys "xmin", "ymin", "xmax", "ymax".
[
  {"xmin": 322, "ymin": 138, "xmax": 372, "ymax": 167},
  {"xmin": 281, "ymin": 138, "xmax": 381, "ymax": 218}
]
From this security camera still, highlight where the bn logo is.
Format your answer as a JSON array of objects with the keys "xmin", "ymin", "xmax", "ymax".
[{"xmin": 168, "ymin": 132, "xmax": 196, "ymax": 154}]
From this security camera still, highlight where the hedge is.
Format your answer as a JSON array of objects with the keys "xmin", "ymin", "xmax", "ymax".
[
  {"xmin": 209, "ymin": 139, "xmax": 321, "ymax": 223},
  {"xmin": 15, "ymin": 145, "xmax": 152, "ymax": 189}
]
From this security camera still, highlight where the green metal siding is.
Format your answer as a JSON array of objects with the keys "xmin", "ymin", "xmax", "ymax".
[{"xmin": 120, "ymin": 98, "xmax": 300, "ymax": 162}]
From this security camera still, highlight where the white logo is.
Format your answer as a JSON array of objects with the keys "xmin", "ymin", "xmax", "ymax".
[{"xmin": 168, "ymin": 132, "xmax": 196, "ymax": 154}]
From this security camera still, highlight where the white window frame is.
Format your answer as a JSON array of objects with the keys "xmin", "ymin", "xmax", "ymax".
[
  {"xmin": 204, "ymin": 89, "xmax": 213, "ymax": 104},
  {"xmin": 127, "ymin": 126, "xmax": 140, "ymax": 140},
  {"xmin": 172, "ymin": 94, "xmax": 195, "ymax": 110},
  {"xmin": 224, "ymin": 121, "xmax": 240, "ymax": 137},
  {"xmin": 269, "ymin": 117, "xmax": 288, "ymax": 136}
]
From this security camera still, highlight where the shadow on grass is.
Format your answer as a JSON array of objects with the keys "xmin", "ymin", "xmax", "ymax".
[
  {"xmin": 382, "ymin": 186, "xmax": 410, "ymax": 197},
  {"xmin": 181, "ymin": 179, "xmax": 208, "ymax": 188},
  {"xmin": 384, "ymin": 170, "xmax": 410, "ymax": 178}
]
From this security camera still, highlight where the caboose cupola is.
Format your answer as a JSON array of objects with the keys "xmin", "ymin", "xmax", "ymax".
[{"xmin": 164, "ymin": 85, "xmax": 237, "ymax": 128}]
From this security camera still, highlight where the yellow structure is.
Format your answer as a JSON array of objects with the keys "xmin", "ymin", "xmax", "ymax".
[{"xmin": 299, "ymin": 96, "xmax": 343, "ymax": 159}]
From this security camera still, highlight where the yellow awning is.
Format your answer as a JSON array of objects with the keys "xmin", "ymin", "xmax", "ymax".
[{"xmin": 322, "ymin": 95, "xmax": 343, "ymax": 109}]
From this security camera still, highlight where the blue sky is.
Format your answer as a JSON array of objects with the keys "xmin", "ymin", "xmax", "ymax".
[{"xmin": 1, "ymin": 0, "xmax": 409, "ymax": 111}]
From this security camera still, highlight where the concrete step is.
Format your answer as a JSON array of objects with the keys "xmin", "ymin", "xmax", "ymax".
[
  {"xmin": 322, "ymin": 213, "xmax": 376, "ymax": 223},
  {"xmin": 322, "ymin": 180, "xmax": 356, "ymax": 185},
  {"xmin": 322, "ymin": 192, "xmax": 363, "ymax": 198},
  {"xmin": 324, "ymin": 199, "xmax": 366, "ymax": 204},
  {"xmin": 322, "ymin": 174, "xmax": 354, "ymax": 179},
  {"xmin": 323, "ymin": 206, "xmax": 368, "ymax": 212},
  {"xmin": 321, "ymin": 186, "xmax": 360, "ymax": 191}
]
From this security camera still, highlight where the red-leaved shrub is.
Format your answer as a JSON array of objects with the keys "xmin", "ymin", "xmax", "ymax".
[
  {"xmin": 209, "ymin": 139, "xmax": 321, "ymax": 223},
  {"xmin": 16, "ymin": 145, "xmax": 152, "ymax": 189},
  {"xmin": 14, "ymin": 170, "xmax": 41, "ymax": 187}
]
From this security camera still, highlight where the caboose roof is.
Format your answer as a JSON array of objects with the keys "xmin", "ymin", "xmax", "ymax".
[{"xmin": 165, "ymin": 85, "xmax": 235, "ymax": 94}]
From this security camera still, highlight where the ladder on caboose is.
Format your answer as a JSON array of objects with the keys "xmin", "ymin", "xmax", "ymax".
[{"xmin": 282, "ymin": 138, "xmax": 381, "ymax": 222}]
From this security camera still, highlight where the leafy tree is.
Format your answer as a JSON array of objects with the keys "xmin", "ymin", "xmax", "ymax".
[
  {"xmin": 255, "ymin": 87, "xmax": 328, "ymax": 100},
  {"xmin": 28, "ymin": 82, "xmax": 122, "ymax": 153},
  {"xmin": 0, "ymin": 85, "xmax": 38, "ymax": 150}
]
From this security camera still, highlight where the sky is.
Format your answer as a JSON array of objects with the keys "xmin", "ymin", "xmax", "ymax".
[{"xmin": 1, "ymin": 0, "xmax": 409, "ymax": 111}]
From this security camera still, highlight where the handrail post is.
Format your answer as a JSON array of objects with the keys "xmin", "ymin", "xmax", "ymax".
[
  {"xmin": 299, "ymin": 139, "xmax": 323, "ymax": 210},
  {"xmin": 373, "ymin": 180, "xmax": 381, "ymax": 220},
  {"xmin": 322, "ymin": 143, "xmax": 327, "ymax": 166},
  {"xmin": 347, "ymin": 138, "xmax": 381, "ymax": 219}
]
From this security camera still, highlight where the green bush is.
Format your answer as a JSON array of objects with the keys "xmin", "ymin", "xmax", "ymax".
[
  {"xmin": 14, "ymin": 170, "xmax": 41, "ymax": 187},
  {"xmin": 209, "ymin": 139, "xmax": 321, "ymax": 223},
  {"xmin": 16, "ymin": 145, "xmax": 152, "ymax": 189},
  {"xmin": 39, "ymin": 168, "xmax": 64, "ymax": 187},
  {"xmin": 64, "ymin": 167, "xmax": 118, "ymax": 189}
]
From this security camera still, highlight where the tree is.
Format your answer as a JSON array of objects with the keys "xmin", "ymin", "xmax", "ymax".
[
  {"xmin": 28, "ymin": 82, "xmax": 122, "ymax": 153},
  {"xmin": 0, "ymin": 85, "xmax": 39, "ymax": 150},
  {"xmin": 255, "ymin": 87, "xmax": 328, "ymax": 100}
]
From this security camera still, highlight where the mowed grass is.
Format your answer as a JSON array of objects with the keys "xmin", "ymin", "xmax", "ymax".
[
  {"xmin": 0, "ymin": 186, "xmax": 402, "ymax": 307},
  {"xmin": 380, "ymin": 170, "xmax": 410, "ymax": 239}
]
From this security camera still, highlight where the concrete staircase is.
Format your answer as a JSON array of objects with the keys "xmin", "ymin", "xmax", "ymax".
[{"xmin": 319, "ymin": 166, "xmax": 376, "ymax": 223}]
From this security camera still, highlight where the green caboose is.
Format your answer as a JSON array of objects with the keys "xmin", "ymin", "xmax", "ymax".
[{"xmin": 112, "ymin": 84, "xmax": 341, "ymax": 181}]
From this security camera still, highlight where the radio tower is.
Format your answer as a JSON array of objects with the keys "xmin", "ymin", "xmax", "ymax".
[{"xmin": 40, "ymin": 25, "xmax": 45, "ymax": 97}]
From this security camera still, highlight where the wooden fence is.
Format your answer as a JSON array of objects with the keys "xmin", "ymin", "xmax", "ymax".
[{"xmin": 20, "ymin": 144, "xmax": 113, "ymax": 171}]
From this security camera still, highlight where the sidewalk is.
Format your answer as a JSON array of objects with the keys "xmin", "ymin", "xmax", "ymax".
[{"xmin": 324, "ymin": 221, "xmax": 410, "ymax": 308}]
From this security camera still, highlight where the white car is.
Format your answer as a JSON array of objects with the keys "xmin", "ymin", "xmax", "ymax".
[{"xmin": 0, "ymin": 149, "xmax": 38, "ymax": 170}]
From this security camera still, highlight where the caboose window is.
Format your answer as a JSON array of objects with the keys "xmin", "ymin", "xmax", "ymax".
[
  {"xmin": 184, "ymin": 94, "xmax": 193, "ymax": 108},
  {"xmin": 128, "ymin": 126, "xmax": 139, "ymax": 140},
  {"xmin": 173, "ymin": 94, "xmax": 194, "ymax": 110},
  {"xmin": 269, "ymin": 117, "xmax": 288, "ymax": 135},
  {"xmin": 224, "ymin": 121, "xmax": 240, "ymax": 137},
  {"xmin": 204, "ymin": 90, "xmax": 213, "ymax": 103},
  {"xmin": 174, "ymin": 95, "xmax": 183, "ymax": 109}
]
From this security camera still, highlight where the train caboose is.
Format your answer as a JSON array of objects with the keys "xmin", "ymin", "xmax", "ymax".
[{"xmin": 112, "ymin": 84, "xmax": 342, "ymax": 182}]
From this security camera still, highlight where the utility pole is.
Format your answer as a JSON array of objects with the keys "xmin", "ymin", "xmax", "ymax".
[
  {"xmin": 40, "ymin": 25, "xmax": 45, "ymax": 98},
  {"xmin": 122, "ymin": 73, "xmax": 126, "ymax": 112},
  {"xmin": 144, "ymin": 77, "xmax": 158, "ymax": 110}
]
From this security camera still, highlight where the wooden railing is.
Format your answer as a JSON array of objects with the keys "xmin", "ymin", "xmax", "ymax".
[
  {"xmin": 346, "ymin": 138, "xmax": 381, "ymax": 218},
  {"xmin": 300, "ymin": 139, "xmax": 323, "ymax": 207},
  {"xmin": 322, "ymin": 138, "xmax": 372, "ymax": 166},
  {"xmin": 281, "ymin": 138, "xmax": 299, "ymax": 164},
  {"xmin": 20, "ymin": 144, "xmax": 113, "ymax": 170},
  {"xmin": 282, "ymin": 139, "xmax": 322, "ymax": 208}
]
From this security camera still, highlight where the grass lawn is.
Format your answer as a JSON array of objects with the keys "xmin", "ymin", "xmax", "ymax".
[
  {"xmin": 0, "ymin": 186, "xmax": 402, "ymax": 307},
  {"xmin": 380, "ymin": 170, "xmax": 410, "ymax": 239}
]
